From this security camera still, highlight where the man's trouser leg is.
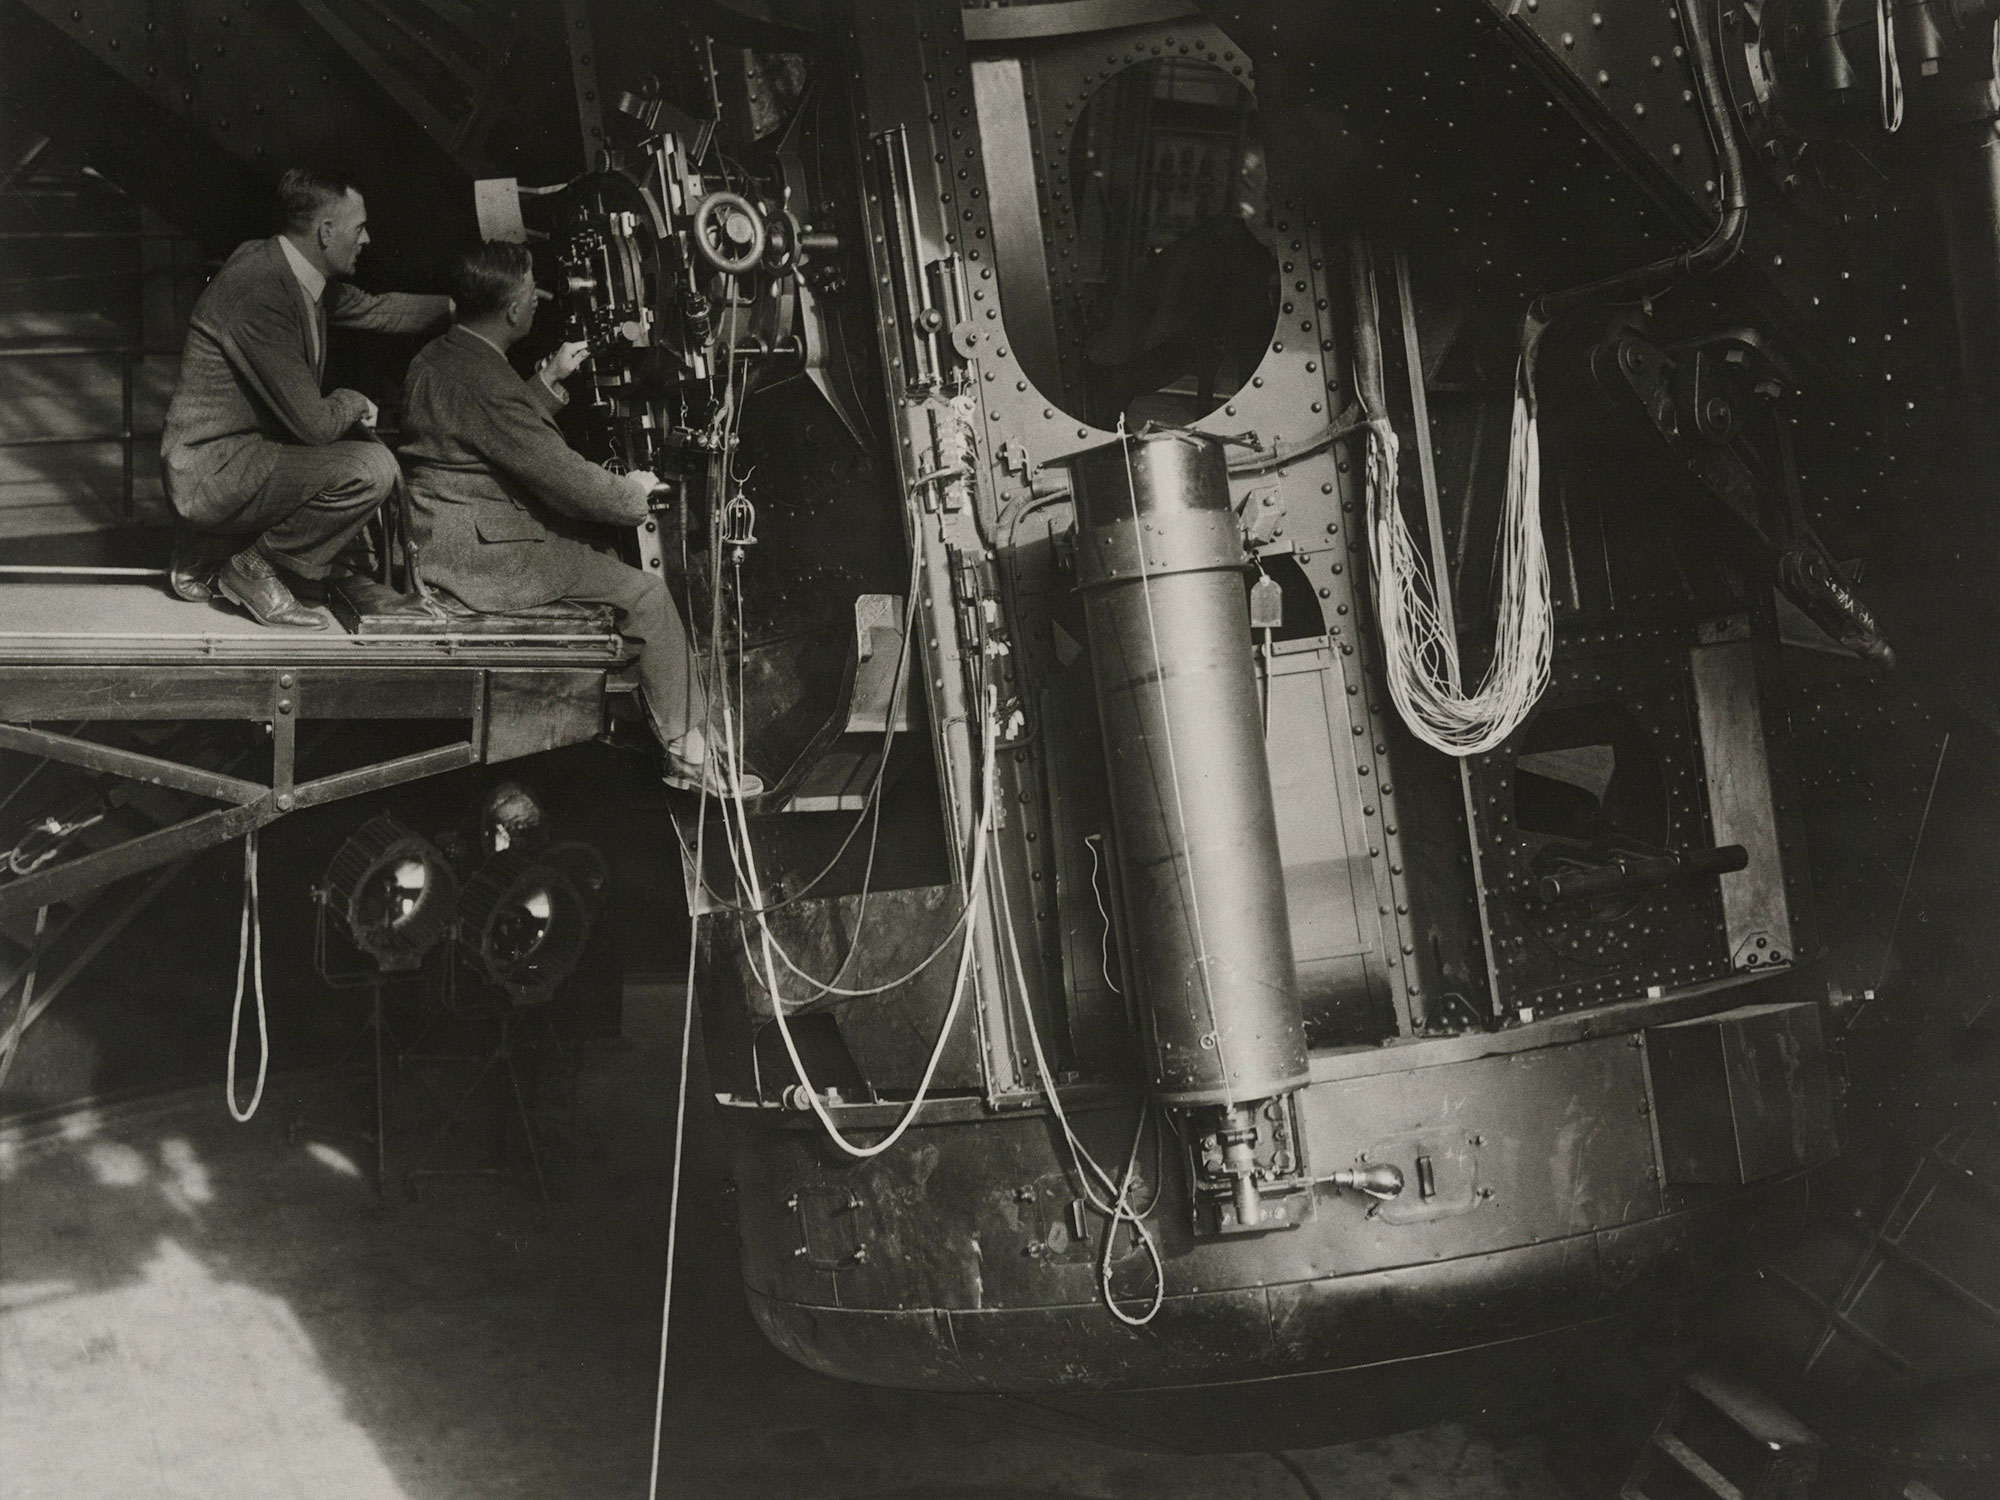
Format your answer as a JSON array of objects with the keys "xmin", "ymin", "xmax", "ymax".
[
  {"xmin": 546, "ymin": 544, "xmax": 705, "ymax": 747},
  {"xmin": 235, "ymin": 440, "xmax": 400, "ymax": 580}
]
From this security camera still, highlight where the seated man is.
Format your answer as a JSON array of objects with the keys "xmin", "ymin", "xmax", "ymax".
[
  {"xmin": 399, "ymin": 240, "xmax": 756, "ymax": 796},
  {"xmin": 160, "ymin": 168, "xmax": 451, "ymax": 628}
]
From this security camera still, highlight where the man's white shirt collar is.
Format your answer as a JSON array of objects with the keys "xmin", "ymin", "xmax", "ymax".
[{"xmin": 277, "ymin": 235, "xmax": 327, "ymax": 304}]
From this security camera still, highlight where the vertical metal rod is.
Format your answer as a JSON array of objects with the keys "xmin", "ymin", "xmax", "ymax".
[
  {"xmin": 1352, "ymin": 238, "xmax": 1503, "ymax": 1027},
  {"xmin": 1876, "ymin": 731, "xmax": 1949, "ymax": 992},
  {"xmin": 372, "ymin": 981, "xmax": 387, "ymax": 1197},
  {"xmin": 1392, "ymin": 247, "xmax": 1459, "ymax": 656}
]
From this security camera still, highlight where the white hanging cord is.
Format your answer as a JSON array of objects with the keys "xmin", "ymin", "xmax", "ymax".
[
  {"xmin": 226, "ymin": 828, "xmax": 269, "ymax": 1122},
  {"xmin": 1363, "ymin": 318, "xmax": 1552, "ymax": 757},
  {"xmin": 725, "ymin": 688, "xmax": 997, "ymax": 1159},
  {"xmin": 993, "ymin": 813, "xmax": 1163, "ymax": 1325},
  {"xmin": 1113, "ymin": 417, "xmax": 1232, "ymax": 1102},
  {"xmin": 719, "ymin": 552, "xmax": 968, "ymax": 1005},
  {"xmin": 0, "ymin": 905, "xmax": 50, "ymax": 1097},
  {"xmin": 735, "ymin": 897, "xmax": 974, "ymax": 1002},
  {"xmin": 646, "ymin": 766, "xmax": 711, "ymax": 1500},
  {"xmin": 667, "ymin": 550, "xmax": 924, "ymax": 920},
  {"xmin": 1878, "ymin": 0, "xmax": 1905, "ymax": 133}
]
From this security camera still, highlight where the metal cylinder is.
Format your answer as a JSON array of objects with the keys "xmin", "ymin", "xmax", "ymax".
[{"xmin": 1069, "ymin": 430, "xmax": 1305, "ymax": 1108}]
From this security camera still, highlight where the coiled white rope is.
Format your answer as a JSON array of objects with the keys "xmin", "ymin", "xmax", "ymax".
[
  {"xmin": 1878, "ymin": 0, "xmax": 1905, "ymax": 134},
  {"xmin": 1364, "ymin": 335, "xmax": 1552, "ymax": 757},
  {"xmin": 225, "ymin": 829, "xmax": 269, "ymax": 1122}
]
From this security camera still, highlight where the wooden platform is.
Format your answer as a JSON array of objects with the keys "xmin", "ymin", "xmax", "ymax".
[
  {"xmin": 0, "ymin": 581, "xmax": 636, "ymax": 921},
  {"xmin": 0, "ymin": 580, "xmax": 624, "ymax": 667}
]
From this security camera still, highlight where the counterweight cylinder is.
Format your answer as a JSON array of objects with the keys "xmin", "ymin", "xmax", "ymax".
[{"xmin": 1070, "ymin": 431, "xmax": 1305, "ymax": 1108}]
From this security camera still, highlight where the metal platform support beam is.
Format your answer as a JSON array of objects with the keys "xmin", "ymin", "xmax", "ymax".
[{"xmin": 0, "ymin": 655, "xmax": 610, "ymax": 922}]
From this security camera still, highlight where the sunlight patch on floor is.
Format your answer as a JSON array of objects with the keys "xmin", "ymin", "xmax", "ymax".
[{"xmin": 0, "ymin": 1236, "xmax": 412, "ymax": 1500}]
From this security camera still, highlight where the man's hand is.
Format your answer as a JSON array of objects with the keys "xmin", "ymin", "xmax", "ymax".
[
  {"xmin": 625, "ymin": 469, "xmax": 665, "ymax": 506},
  {"xmin": 536, "ymin": 340, "xmax": 591, "ymax": 385},
  {"xmin": 334, "ymin": 389, "xmax": 379, "ymax": 434}
]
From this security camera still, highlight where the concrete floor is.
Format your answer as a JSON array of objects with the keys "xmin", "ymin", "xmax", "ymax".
[{"xmin": 0, "ymin": 981, "xmax": 1571, "ymax": 1500}]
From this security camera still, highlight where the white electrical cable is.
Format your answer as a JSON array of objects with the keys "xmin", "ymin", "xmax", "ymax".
[
  {"xmin": 717, "ymin": 555, "xmax": 970, "ymax": 1005},
  {"xmin": 1364, "ymin": 345, "xmax": 1552, "ymax": 757},
  {"xmin": 225, "ymin": 828, "xmax": 269, "ymax": 1122},
  {"xmin": 992, "ymin": 812, "xmax": 1163, "ymax": 1326},
  {"xmin": 1083, "ymin": 833, "xmax": 1122, "ymax": 997},
  {"xmin": 645, "ymin": 765, "xmax": 709, "ymax": 1500},
  {"xmin": 723, "ymin": 689, "xmax": 997, "ymax": 1159},
  {"xmin": 735, "ymin": 896, "xmax": 975, "ymax": 1002},
  {"xmin": 1878, "ymin": 0, "xmax": 1905, "ymax": 134}
]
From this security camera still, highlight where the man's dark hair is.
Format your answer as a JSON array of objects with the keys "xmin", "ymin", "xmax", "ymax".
[
  {"xmin": 278, "ymin": 168, "xmax": 360, "ymax": 235},
  {"xmin": 451, "ymin": 240, "xmax": 534, "ymax": 320}
]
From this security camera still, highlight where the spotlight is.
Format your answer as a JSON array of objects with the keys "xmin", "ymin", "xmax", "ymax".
[
  {"xmin": 299, "ymin": 813, "xmax": 460, "ymax": 1195},
  {"xmin": 324, "ymin": 814, "xmax": 459, "ymax": 972},
  {"xmin": 458, "ymin": 852, "xmax": 592, "ymax": 1005},
  {"xmin": 542, "ymin": 840, "xmax": 611, "ymax": 920}
]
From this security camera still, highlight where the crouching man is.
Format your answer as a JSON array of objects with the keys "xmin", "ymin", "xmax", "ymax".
[
  {"xmin": 399, "ymin": 240, "xmax": 757, "ymax": 796},
  {"xmin": 160, "ymin": 168, "xmax": 451, "ymax": 627}
]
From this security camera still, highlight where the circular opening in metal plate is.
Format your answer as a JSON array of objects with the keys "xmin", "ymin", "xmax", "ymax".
[{"xmin": 1058, "ymin": 58, "xmax": 1277, "ymax": 430}]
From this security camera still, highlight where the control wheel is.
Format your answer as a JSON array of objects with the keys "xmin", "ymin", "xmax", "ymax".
[{"xmin": 691, "ymin": 191, "xmax": 767, "ymax": 274}]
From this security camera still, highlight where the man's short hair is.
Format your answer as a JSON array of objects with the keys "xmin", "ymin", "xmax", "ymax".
[
  {"xmin": 451, "ymin": 241, "xmax": 534, "ymax": 320},
  {"xmin": 278, "ymin": 168, "xmax": 360, "ymax": 235}
]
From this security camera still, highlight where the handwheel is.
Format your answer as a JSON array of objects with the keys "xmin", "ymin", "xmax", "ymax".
[{"xmin": 691, "ymin": 191, "xmax": 767, "ymax": 274}]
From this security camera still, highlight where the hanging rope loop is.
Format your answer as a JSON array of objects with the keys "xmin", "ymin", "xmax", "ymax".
[
  {"xmin": 1878, "ymin": 0, "xmax": 1905, "ymax": 134},
  {"xmin": 226, "ymin": 828, "xmax": 269, "ymax": 1122}
]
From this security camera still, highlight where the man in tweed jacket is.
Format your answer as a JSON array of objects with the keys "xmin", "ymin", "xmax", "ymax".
[
  {"xmin": 160, "ymin": 168, "xmax": 450, "ymax": 628},
  {"xmin": 400, "ymin": 241, "xmax": 755, "ymax": 795}
]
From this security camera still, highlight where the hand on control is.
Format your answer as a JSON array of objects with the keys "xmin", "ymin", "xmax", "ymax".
[
  {"xmin": 625, "ymin": 468, "xmax": 664, "ymax": 504},
  {"xmin": 537, "ymin": 340, "xmax": 591, "ymax": 384}
]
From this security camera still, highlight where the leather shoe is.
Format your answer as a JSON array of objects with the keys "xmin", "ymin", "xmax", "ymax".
[
  {"xmin": 168, "ymin": 529, "xmax": 225, "ymax": 603},
  {"xmin": 663, "ymin": 757, "xmax": 766, "ymax": 799},
  {"xmin": 217, "ymin": 547, "xmax": 330, "ymax": 630},
  {"xmin": 662, "ymin": 728, "xmax": 765, "ymax": 799}
]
